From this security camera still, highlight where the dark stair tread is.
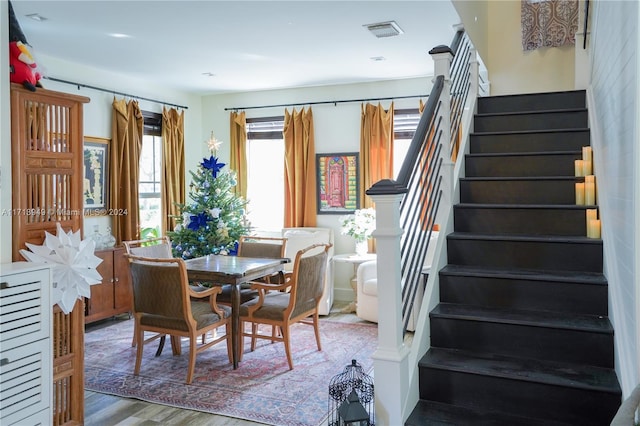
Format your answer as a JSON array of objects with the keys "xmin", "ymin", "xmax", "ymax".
[
  {"xmin": 466, "ymin": 150, "xmax": 581, "ymax": 158},
  {"xmin": 406, "ymin": 400, "xmax": 574, "ymax": 426},
  {"xmin": 439, "ymin": 264, "xmax": 608, "ymax": 286},
  {"xmin": 431, "ymin": 303, "xmax": 613, "ymax": 334},
  {"xmin": 455, "ymin": 203, "xmax": 595, "ymax": 211},
  {"xmin": 470, "ymin": 127, "xmax": 590, "ymax": 137},
  {"xmin": 420, "ymin": 347, "xmax": 621, "ymax": 394},
  {"xmin": 447, "ymin": 232, "xmax": 602, "ymax": 245},
  {"xmin": 475, "ymin": 107, "xmax": 588, "ymax": 118},
  {"xmin": 460, "ymin": 176, "xmax": 581, "ymax": 182}
]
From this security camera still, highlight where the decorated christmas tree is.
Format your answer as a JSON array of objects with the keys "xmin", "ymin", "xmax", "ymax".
[{"xmin": 167, "ymin": 134, "xmax": 250, "ymax": 259}]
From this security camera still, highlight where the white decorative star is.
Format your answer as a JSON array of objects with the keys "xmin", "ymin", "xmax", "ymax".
[
  {"xmin": 206, "ymin": 131, "xmax": 223, "ymax": 153},
  {"xmin": 20, "ymin": 223, "xmax": 103, "ymax": 314}
]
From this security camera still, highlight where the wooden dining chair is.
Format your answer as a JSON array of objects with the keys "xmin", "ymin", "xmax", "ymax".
[
  {"xmin": 217, "ymin": 235, "xmax": 288, "ymax": 306},
  {"xmin": 124, "ymin": 236, "xmax": 176, "ymax": 350},
  {"xmin": 126, "ymin": 254, "xmax": 232, "ymax": 384},
  {"xmin": 238, "ymin": 243, "xmax": 331, "ymax": 370},
  {"xmin": 123, "ymin": 236, "xmax": 173, "ymax": 258}
]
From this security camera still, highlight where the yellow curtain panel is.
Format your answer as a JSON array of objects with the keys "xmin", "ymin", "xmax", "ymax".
[
  {"xmin": 161, "ymin": 107, "xmax": 185, "ymax": 233},
  {"xmin": 284, "ymin": 107, "xmax": 317, "ymax": 227},
  {"xmin": 110, "ymin": 98, "xmax": 143, "ymax": 244}
]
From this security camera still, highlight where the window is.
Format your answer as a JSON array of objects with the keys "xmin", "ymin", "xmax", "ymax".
[
  {"xmin": 393, "ymin": 108, "xmax": 421, "ymax": 178},
  {"xmin": 244, "ymin": 110, "xmax": 419, "ymax": 230},
  {"xmin": 139, "ymin": 111, "xmax": 162, "ymax": 238},
  {"xmin": 245, "ymin": 117, "xmax": 285, "ymax": 232}
]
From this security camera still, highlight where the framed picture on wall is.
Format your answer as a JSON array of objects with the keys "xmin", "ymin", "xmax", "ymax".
[
  {"xmin": 316, "ymin": 152, "xmax": 359, "ymax": 214},
  {"xmin": 83, "ymin": 136, "xmax": 110, "ymax": 213}
]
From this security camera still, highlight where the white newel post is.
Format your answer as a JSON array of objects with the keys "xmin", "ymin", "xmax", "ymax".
[
  {"xmin": 367, "ymin": 181, "xmax": 409, "ymax": 426},
  {"xmin": 430, "ymin": 46, "xmax": 455, "ymax": 227}
]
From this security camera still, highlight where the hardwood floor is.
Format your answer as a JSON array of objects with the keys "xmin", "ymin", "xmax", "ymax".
[{"xmin": 84, "ymin": 301, "xmax": 372, "ymax": 426}]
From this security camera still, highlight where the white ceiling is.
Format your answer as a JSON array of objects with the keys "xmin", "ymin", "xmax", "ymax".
[{"xmin": 10, "ymin": 1, "xmax": 462, "ymax": 95}]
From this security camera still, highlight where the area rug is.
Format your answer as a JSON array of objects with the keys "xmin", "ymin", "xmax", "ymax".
[{"xmin": 84, "ymin": 318, "xmax": 377, "ymax": 426}]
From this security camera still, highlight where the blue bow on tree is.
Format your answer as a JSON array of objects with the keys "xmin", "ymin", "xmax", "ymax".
[
  {"xmin": 201, "ymin": 156, "xmax": 225, "ymax": 178},
  {"xmin": 187, "ymin": 212, "xmax": 209, "ymax": 231},
  {"xmin": 229, "ymin": 241, "xmax": 239, "ymax": 256}
]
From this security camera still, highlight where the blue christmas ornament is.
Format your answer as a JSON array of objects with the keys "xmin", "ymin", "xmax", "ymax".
[{"xmin": 201, "ymin": 155, "xmax": 225, "ymax": 178}]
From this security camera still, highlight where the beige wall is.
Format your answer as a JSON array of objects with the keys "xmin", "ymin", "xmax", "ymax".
[
  {"xmin": 452, "ymin": 0, "xmax": 489, "ymax": 62},
  {"xmin": 489, "ymin": 0, "xmax": 575, "ymax": 95},
  {"xmin": 455, "ymin": 0, "xmax": 576, "ymax": 95}
]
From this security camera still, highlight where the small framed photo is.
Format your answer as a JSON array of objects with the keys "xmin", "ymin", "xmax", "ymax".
[
  {"xmin": 316, "ymin": 152, "xmax": 359, "ymax": 214},
  {"xmin": 83, "ymin": 136, "xmax": 109, "ymax": 212}
]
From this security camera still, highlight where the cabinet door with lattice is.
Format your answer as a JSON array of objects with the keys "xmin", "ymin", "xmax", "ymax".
[{"xmin": 10, "ymin": 84, "xmax": 89, "ymax": 261}]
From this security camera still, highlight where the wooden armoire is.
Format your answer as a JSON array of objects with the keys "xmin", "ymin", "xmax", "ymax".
[{"xmin": 10, "ymin": 83, "xmax": 90, "ymax": 426}]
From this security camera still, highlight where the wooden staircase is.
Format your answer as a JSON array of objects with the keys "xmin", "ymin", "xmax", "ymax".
[{"xmin": 406, "ymin": 90, "xmax": 622, "ymax": 425}]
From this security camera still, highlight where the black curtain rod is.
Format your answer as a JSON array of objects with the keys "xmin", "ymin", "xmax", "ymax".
[
  {"xmin": 43, "ymin": 76, "xmax": 189, "ymax": 110},
  {"xmin": 224, "ymin": 93, "xmax": 428, "ymax": 111}
]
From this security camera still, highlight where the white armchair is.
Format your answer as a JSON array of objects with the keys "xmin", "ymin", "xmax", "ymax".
[
  {"xmin": 356, "ymin": 232, "xmax": 439, "ymax": 329},
  {"xmin": 281, "ymin": 227, "xmax": 335, "ymax": 315},
  {"xmin": 356, "ymin": 259, "xmax": 379, "ymax": 323}
]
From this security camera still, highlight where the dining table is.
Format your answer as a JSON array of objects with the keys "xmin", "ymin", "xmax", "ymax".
[{"xmin": 184, "ymin": 254, "xmax": 289, "ymax": 369}]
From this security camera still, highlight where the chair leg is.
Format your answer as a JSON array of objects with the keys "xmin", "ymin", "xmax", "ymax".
[
  {"xmin": 250, "ymin": 323, "xmax": 258, "ymax": 351},
  {"xmin": 134, "ymin": 323, "xmax": 144, "ymax": 376},
  {"xmin": 170, "ymin": 335, "xmax": 182, "ymax": 356},
  {"xmin": 313, "ymin": 313, "xmax": 322, "ymax": 351},
  {"xmin": 186, "ymin": 336, "xmax": 197, "ymax": 384},
  {"xmin": 281, "ymin": 325, "xmax": 293, "ymax": 370},
  {"xmin": 155, "ymin": 335, "xmax": 166, "ymax": 357},
  {"xmin": 131, "ymin": 323, "xmax": 138, "ymax": 347}
]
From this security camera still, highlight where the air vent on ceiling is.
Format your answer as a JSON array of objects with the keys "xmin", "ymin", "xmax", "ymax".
[{"xmin": 364, "ymin": 21, "xmax": 404, "ymax": 38}]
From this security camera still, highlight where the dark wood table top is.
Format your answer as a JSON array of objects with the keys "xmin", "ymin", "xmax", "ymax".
[{"xmin": 184, "ymin": 254, "xmax": 288, "ymax": 284}]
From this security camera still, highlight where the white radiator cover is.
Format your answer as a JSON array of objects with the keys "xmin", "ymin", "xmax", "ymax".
[{"xmin": 0, "ymin": 263, "xmax": 52, "ymax": 425}]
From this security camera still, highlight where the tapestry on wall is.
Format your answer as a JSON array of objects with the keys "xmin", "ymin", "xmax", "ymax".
[{"xmin": 521, "ymin": 0, "xmax": 579, "ymax": 51}]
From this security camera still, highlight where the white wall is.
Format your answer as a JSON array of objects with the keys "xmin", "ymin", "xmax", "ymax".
[
  {"xmin": 589, "ymin": 0, "xmax": 640, "ymax": 396},
  {"xmin": 202, "ymin": 77, "xmax": 432, "ymax": 301},
  {"xmin": 0, "ymin": 0, "xmax": 11, "ymax": 264}
]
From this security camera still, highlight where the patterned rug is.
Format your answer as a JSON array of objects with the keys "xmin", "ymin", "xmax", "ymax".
[{"xmin": 84, "ymin": 318, "xmax": 377, "ymax": 426}]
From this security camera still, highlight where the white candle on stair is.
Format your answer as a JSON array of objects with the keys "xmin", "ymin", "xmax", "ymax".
[
  {"xmin": 585, "ymin": 182, "xmax": 596, "ymax": 205},
  {"xmin": 575, "ymin": 183, "xmax": 585, "ymax": 205},
  {"xmin": 586, "ymin": 209, "xmax": 597, "ymax": 237},
  {"xmin": 588, "ymin": 219, "xmax": 601, "ymax": 239}
]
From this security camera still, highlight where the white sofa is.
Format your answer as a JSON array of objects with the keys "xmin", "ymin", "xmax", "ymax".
[
  {"xmin": 356, "ymin": 232, "xmax": 439, "ymax": 329},
  {"xmin": 281, "ymin": 227, "xmax": 335, "ymax": 315}
]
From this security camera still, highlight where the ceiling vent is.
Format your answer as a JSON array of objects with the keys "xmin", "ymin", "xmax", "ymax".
[{"xmin": 364, "ymin": 21, "xmax": 404, "ymax": 38}]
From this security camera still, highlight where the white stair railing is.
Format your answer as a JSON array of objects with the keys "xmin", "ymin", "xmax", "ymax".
[{"xmin": 367, "ymin": 28, "xmax": 486, "ymax": 425}]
